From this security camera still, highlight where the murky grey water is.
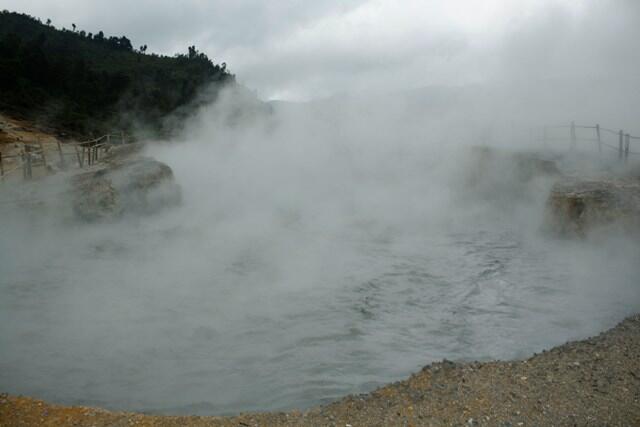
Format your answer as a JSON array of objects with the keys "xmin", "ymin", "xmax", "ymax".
[
  {"xmin": 1, "ymin": 209, "xmax": 638, "ymax": 415},
  {"xmin": 1, "ymin": 145, "xmax": 639, "ymax": 416}
]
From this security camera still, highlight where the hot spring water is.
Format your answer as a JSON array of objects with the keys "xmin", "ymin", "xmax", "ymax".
[{"xmin": 1, "ymin": 141, "xmax": 638, "ymax": 415}]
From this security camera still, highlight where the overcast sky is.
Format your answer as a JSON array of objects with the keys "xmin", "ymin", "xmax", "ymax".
[{"xmin": 1, "ymin": 0, "xmax": 639, "ymax": 101}]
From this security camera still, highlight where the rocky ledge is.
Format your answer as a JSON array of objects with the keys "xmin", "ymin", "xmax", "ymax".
[
  {"xmin": 2, "ymin": 314, "xmax": 639, "ymax": 426},
  {"xmin": 71, "ymin": 156, "xmax": 181, "ymax": 221},
  {"xmin": 0, "ymin": 141, "xmax": 181, "ymax": 221},
  {"xmin": 467, "ymin": 146, "xmax": 561, "ymax": 182},
  {"xmin": 459, "ymin": 147, "xmax": 561, "ymax": 205},
  {"xmin": 545, "ymin": 177, "xmax": 640, "ymax": 236}
]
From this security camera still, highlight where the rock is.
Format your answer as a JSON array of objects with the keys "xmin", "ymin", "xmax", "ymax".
[
  {"xmin": 71, "ymin": 157, "xmax": 180, "ymax": 221},
  {"xmin": 544, "ymin": 177, "xmax": 640, "ymax": 236},
  {"xmin": 460, "ymin": 147, "xmax": 561, "ymax": 202},
  {"xmin": 466, "ymin": 146, "xmax": 561, "ymax": 182},
  {"xmin": 72, "ymin": 171, "xmax": 122, "ymax": 221},
  {"xmin": 512, "ymin": 152, "xmax": 561, "ymax": 181},
  {"xmin": 103, "ymin": 142, "xmax": 145, "ymax": 161}
]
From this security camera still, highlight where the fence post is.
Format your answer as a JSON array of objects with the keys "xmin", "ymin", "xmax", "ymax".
[
  {"xmin": 595, "ymin": 124, "xmax": 601, "ymax": 155},
  {"xmin": 38, "ymin": 140, "xmax": 47, "ymax": 169},
  {"xmin": 75, "ymin": 145, "xmax": 83, "ymax": 167},
  {"xmin": 618, "ymin": 130, "xmax": 624, "ymax": 160},
  {"xmin": 26, "ymin": 151, "xmax": 32, "ymax": 179},
  {"xmin": 625, "ymin": 134, "xmax": 630, "ymax": 161},
  {"xmin": 57, "ymin": 140, "xmax": 65, "ymax": 168},
  {"xmin": 570, "ymin": 121, "xmax": 576, "ymax": 151},
  {"xmin": 22, "ymin": 151, "xmax": 27, "ymax": 179},
  {"xmin": 121, "ymin": 131, "xmax": 125, "ymax": 145}
]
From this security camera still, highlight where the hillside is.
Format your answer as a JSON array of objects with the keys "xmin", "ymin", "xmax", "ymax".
[{"xmin": 0, "ymin": 10, "xmax": 235, "ymax": 136}]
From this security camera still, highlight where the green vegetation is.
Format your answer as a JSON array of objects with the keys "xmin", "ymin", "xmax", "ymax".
[{"xmin": 0, "ymin": 10, "xmax": 235, "ymax": 136}]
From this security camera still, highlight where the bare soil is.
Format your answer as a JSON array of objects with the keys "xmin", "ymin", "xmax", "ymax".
[{"xmin": 0, "ymin": 113, "xmax": 77, "ymax": 180}]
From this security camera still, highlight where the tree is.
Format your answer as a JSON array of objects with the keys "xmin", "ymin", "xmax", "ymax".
[
  {"xmin": 118, "ymin": 36, "xmax": 132, "ymax": 50},
  {"xmin": 0, "ymin": 11, "xmax": 235, "ymax": 136}
]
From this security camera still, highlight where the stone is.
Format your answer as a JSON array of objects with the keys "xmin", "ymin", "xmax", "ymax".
[
  {"xmin": 70, "ymin": 156, "xmax": 181, "ymax": 221},
  {"xmin": 460, "ymin": 146, "xmax": 561, "ymax": 203},
  {"xmin": 71, "ymin": 170, "xmax": 122, "ymax": 221},
  {"xmin": 466, "ymin": 146, "xmax": 561, "ymax": 183},
  {"xmin": 544, "ymin": 177, "xmax": 640, "ymax": 236}
]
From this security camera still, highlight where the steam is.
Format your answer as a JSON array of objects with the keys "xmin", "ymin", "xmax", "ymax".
[
  {"xmin": 1, "ymin": 0, "xmax": 640, "ymax": 415},
  {"xmin": 1, "ymin": 81, "xmax": 639, "ymax": 414}
]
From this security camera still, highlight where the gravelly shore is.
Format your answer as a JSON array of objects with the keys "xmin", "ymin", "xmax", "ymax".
[{"xmin": 2, "ymin": 314, "xmax": 639, "ymax": 426}]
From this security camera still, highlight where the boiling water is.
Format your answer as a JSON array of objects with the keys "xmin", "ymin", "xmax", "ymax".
[{"xmin": 1, "ymin": 150, "xmax": 638, "ymax": 416}]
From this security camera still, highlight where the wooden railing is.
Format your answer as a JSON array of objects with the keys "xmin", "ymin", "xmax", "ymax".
[
  {"xmin": 540, "ymin": 122, "xmax": 640, "ymax": 161},
  {"xmin": 0, "ymin": 132, "xmax": 130, "ymax": 181}
]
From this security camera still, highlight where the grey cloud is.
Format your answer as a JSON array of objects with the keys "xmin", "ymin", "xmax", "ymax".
[
  {"xmin": 2, "ymin": 0, "xmax": 640, "ymax": 101},
  {"xmin": 4, "ymin": 1, "xmax": 366, "ymax": 54}
]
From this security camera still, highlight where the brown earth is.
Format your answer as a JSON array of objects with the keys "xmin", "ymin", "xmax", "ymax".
[
  {"xmin": 2, "ymin": 314, "xmax": 639, "ymax": 426},
  {"xmin": 0, "ymin": 113, "xmax": 76, "ymax": 180}
]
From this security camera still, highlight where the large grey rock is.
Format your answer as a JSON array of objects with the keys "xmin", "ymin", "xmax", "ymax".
[
  {"xmin": 458, "ymin": 146, "xmax": 561, "ymax": 204},
  {"xmin": 71, "ymin": 157, "xmax": 180, "ymax": 221},
  {"xmin": 544, "ymin": 178, "xmax": 640, "ymax": 236},
  {"xmin": 103, "ymin": 142, "xmax": 146, "ymax": 161},
  {"xmin": 466, "ymin": 146, "xmax": 561, "ymax": 182}
]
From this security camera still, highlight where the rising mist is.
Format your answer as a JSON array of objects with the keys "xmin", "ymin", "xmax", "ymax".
[{"xmin": 1, "ymin": 0, "xmax": 639, "ymax": 416}]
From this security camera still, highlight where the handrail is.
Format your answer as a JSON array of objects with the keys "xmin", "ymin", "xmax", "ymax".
[
  {"xmin": 542, "ymin": 122, "xmax": 639, "ymax": 158},
  {"xmin": 1, "ymin": 131, "xmax": 131, "ymax": 181}
]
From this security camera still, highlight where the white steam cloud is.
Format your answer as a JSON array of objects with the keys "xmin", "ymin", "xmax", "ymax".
[{"xmin": 1, "ymin": 0, "xmax": 640, "ymax": 416}]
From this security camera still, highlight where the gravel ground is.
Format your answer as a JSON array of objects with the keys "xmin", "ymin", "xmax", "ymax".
[{"xmin": 2, "ymin": 314, "xmax": 640, "ymax": 426}]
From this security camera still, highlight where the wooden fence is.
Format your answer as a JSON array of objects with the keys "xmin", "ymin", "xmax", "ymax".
[
  {"xmin": 540, "ymin": 121, "xmax": 640, "ymax": 161},
  {"xmin": 1, "ymin": 121, "xmax": 637, "ymax": 181},
  {"xmin": 0, "ymin": 132, "xmax": 129, "ymax": 181}
]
